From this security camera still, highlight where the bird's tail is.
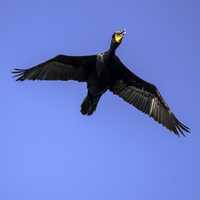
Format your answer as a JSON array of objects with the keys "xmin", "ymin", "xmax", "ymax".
[{"xmin": 81, "ymin": 94, "xmax": 101, "ymax": 115}]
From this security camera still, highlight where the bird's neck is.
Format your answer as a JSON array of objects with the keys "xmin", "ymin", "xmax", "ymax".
[{"xmin": 109, "ymin": 42, "xmax": 119, "ymax": 56}]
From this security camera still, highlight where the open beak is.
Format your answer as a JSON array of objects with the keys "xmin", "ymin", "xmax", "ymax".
[{"xmin": 121, "ymin": 29, "xmax": 126, "ymax": 35}]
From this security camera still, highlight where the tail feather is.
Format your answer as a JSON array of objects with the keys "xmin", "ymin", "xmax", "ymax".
[{"xmin": 81, "ymin": 95, "xmax": 100, "ymax": 115}]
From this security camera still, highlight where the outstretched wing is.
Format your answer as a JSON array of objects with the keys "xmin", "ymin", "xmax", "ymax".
[
  {"xmin": 109, "ymin": 56, "xmax": 190, "ymax": 136},
  {"xmin": 12, "ymin": 54, "xmax": 96, "ymax": 82}
]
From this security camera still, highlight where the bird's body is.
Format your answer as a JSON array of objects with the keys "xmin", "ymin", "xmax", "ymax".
[{"xmin": 13, "ymin": 30, "xmax": 190, "ymax": 136}]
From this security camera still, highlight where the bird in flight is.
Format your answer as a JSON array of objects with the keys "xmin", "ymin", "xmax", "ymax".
[{"xmin": 12, "ymin": 29, "xmax": 190, "ymax": 136}]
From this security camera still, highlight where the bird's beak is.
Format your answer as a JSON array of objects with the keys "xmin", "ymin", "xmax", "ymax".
[{"xmin": 121, "ymin": 29, "xmax": 126, "ymax": 36}]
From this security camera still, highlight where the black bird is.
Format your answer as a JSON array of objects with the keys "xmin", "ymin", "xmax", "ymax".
[{"xmin": 12, "ymin": 30, "xmax": 190, "ymax": 136}]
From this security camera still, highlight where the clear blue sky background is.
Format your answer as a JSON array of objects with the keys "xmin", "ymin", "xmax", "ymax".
[{"xmin": 1, "ymin": 0, "xmax": 199, "ymax": 199}]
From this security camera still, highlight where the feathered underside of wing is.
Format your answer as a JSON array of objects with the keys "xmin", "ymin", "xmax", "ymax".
[
  {"xmin": 111, "ymin": 80, "xmax": 190, "ymax": 136},
  {"xmin": 110, "ymin": 57, "xmax": 190, "ymax": 136},
  {"xmin": 12, "ymin": 54, "xmax": 96, "ymax": 82}
]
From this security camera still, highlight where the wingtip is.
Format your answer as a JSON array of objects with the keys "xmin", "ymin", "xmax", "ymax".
[
  {"xmin": 11, "ymin": 68, "xmax": 25, "ymax": 81},
  {"xmin": 172, "ymin": 115, "xmax": 190, "ymax": 136}
]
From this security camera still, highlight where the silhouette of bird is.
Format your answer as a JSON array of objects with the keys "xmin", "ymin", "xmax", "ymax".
[{"xmin": 12, "ymin": 30, "xmax": 190, "ymax": 136}]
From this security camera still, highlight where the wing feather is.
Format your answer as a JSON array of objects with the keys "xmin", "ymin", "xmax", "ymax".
[
  {"xmin": 12, "ymin": 54, "xmax": 96, "ymax": 82},
  {"xmin": 110, "ymin": 56, "xmax": 190, "ymax": 136}
]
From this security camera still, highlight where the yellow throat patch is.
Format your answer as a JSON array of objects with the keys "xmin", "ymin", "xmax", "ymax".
[{"xmin": 114, "ymin": 33, "xmax": 123, "ymax": 43}]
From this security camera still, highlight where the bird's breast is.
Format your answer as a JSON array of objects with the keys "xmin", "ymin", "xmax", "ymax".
[{"xmin": 96, "ymin": 53, "xmax": 109, "ymax": 79}]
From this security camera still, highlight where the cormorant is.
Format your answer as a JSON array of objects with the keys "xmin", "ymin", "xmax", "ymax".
[{"xmin": 12, "ymin": 30, "xmax": 190, "ymax": 136}]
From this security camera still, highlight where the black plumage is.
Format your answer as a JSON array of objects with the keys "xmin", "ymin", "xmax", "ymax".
[{"xmin": 12, "ymin": 30, "xmax": 190, "ymax": 136}]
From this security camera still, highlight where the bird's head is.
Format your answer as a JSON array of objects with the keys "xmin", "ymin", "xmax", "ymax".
[
  {"xmin": 112, "ymin": 29, "xmax": 126, "ymax": 44},
  {"xmin": 110, "ymin": 29, "xmax": 126, "ymax": 52}
]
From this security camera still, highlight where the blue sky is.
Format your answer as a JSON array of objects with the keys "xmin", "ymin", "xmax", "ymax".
[{"xmin": 1, "ymin": 0, "xmax": 200, "ymax": 199}]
